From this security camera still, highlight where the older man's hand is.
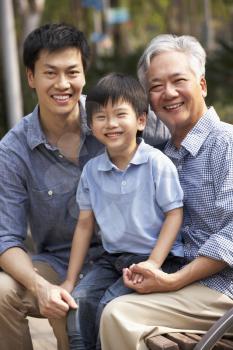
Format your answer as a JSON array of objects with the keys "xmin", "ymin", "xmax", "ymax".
[{"xmin": 123, "ymin": 264, "xmax": 177, "ymax": 294}]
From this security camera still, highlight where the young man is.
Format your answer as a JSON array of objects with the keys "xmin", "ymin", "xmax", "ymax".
[
  {"xmin": 62, "ymin": 73, "xmax": 183, "ymax": 350},
  {"xmin": 100, "ymin": 35, "xmax": 233, "ymax": 350},
  {"xmin": 0, "ymin": 23, "xmax": 105, "ymax": 350},
  {"xmin": 0, "ymin": 24, "xmax": 169, "ymax": 350}
]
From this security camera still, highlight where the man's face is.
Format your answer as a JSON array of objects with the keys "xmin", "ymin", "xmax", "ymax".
[
  {"xmin": 146, "ymin": 51, "xmax": 207, "ymax": 137},
  {"xmin": 27, "ymin": 47, "xmax": 86, "ymax": 121}
]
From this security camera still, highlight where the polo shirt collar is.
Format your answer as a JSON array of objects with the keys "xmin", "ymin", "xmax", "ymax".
[
  {"xmin": 97, "ymin": 138, "xmax": 149, "ymax": 171},
  {"xmin": 165, "ymin": 107, "xmax": 220, "ymax": 158},
  {"xmin": 27, "ymin": 96, "xmax": 89, "ymax": 150}
]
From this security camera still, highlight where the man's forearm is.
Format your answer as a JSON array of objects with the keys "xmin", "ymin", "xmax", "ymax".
[
  {"xmin": 173, "ymin": 256, "xmax": 228, "ymax": 290},
  {"xmin": 0, "ymin": 247, "xmax": 44, "ymax": 293}
]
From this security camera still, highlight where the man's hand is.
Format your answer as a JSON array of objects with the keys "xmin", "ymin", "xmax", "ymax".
[
  {"xmin": 34, "ymin": 275, "xmax": 77, "ymax": 319},
  {"xmin": 123, "ymin": 264, "xmax": 176, "ymax": 294}
]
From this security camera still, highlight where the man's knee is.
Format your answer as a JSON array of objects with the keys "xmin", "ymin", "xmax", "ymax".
[
  {"xmin": 0, "ymin": 271, "xmax": 24, "ymax": 308},
  {"xmin": 100, "ymin": 298, "xmax": 119, "ymax": 324}
]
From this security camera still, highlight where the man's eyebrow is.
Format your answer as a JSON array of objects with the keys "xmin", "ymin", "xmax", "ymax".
[
  {"xmin": 150, "ymin": 72, "xmax": 186, "ymax": 82},
  {"xmin": 43, "ymin": 64, "xmax": 80, "ymax": 69}
]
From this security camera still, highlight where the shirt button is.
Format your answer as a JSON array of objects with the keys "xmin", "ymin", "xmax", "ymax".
[
  {"xmin": 48, "ymin": 190, "xmax": 53, "ymax": 196},
  {"xmin": 122, "ymin": 181, "xmax": 127, "ymax": 186},
  {"xmin": 58, "ymin": 154, "xmax": 63, "ymax": 158},
  {"xmin": 177, "ymin": 165, "xmax": 182, "ymax": 170},
  {"xmin": 89, "ymin": 260, "xmax": 94, "ymax": 265},
  {"xmin": 79, "ymin": 273, "xmax": 84, "ymax": 279}
]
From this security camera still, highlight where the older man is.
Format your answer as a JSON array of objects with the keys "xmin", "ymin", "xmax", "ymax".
[{"xmin": 100, "ymin": 34, "xmax": 233, "ymax": 350}]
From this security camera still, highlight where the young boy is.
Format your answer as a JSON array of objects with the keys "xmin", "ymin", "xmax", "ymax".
[{"xmin": 62, "ymin": 73, "xmax": 184, "ymax": 350}]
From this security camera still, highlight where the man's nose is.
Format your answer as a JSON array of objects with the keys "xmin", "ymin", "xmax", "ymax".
[
  {"xmin": 164, "ymin": 83, "xmax": 179, "ymax": 98},
  {"xmin": 54, "ymin": 74, "xmax": 70, "ymax": 89}
]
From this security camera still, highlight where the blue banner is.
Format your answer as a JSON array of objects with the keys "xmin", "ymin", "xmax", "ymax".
[{"xmin": 81, "ymin": 0, "xmax": 103, "ymax": 11}]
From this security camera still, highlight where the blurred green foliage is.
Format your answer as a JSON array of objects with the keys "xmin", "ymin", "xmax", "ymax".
[{"xmin": 0, "ymin": 0, "xmax": 232, "ymax": 138}]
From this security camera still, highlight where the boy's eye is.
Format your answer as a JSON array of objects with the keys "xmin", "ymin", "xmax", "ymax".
[
  {"xmin": 117, "ymin": 112, "xmax": 127, "ymax": 118},
  {"xmin": 94, "ymin": 115, "xmax": 106, "ymax": 121}
]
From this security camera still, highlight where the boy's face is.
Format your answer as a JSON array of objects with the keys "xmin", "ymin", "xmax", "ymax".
[
  {"xmin": 26, "ymin": 47, "xmax": 86, "ymax": 122},
  {"xmin": 90, "ymin": 99, "xmax": 146, "ymax": 156}
]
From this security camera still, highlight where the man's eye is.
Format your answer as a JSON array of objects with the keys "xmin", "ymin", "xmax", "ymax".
[
  {"xmin": 45, "ymin": 71, "xmax": 55, "ymax": 77},
  {"xmin": 175, "ymin": 78, "xmax": 186, "ymax": 83},
  {"xmin": 69, "ymin": 71, "xmax": 79, "ymax": 76},
  {"xmin": 150, "ymin": 85, "xmax": 162, "ymax": 92}
]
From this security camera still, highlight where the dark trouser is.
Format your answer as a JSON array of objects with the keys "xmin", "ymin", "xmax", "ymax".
[{"xmin": 67, "ymin": 251, "xmax": 183, "ymax": 350}]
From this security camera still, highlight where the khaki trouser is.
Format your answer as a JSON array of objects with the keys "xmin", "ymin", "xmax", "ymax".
[
  {"xmin": 0, "ymin": 261, "xmax": 69, "ymax": 350},
  {"xmin": 100, "ymin": 282, "xmax": 233, "ymax": 350}
]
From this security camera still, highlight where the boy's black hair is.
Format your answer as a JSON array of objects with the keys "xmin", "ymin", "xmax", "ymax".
[
  {"xmin": 23, "ymin": 23, "xmax": 90, "ymax": 72},
  {"xmin": 86, "ymin": 72, "xmax": 148, "ymax": 128}
]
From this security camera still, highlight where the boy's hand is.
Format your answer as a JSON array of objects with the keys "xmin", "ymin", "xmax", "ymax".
[
  {"xmin": 60, "ymin": 279, "xmax": 75, "ymax": 294},
  {"xmin": 129, "ymin": 260, "xmax": 160, "ymax": 284}
]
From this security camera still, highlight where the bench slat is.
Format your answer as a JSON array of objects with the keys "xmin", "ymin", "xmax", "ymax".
[
  {"xmin": 146, "ymin": 335, "xmax": 179, "ymax": 350},
  {"xmin": 166, "ymin": 333, "xmax": 197, "ymax": 350}
]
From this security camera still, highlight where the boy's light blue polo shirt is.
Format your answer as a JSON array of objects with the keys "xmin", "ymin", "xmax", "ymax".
[{"xmin": 77, "ymin": 139, "xmax": 184, "ymax": 257}]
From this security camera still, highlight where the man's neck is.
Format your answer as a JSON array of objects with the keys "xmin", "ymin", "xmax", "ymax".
[
  {"xmin": 40, "ymin": 105, "xmax": 81, "ymax": 146},
  {"xmin": 39, "ymin": 105, "xmax": 82, "ymax": 163}
]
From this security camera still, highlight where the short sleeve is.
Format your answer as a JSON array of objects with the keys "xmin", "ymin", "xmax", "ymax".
[
  {"xmin": 153, "ymin": 153, "xmax": 183, "ymax": 213},
  {"xmin": 76, "ymin": 165, "xmax": 92, "ymax": 210}
]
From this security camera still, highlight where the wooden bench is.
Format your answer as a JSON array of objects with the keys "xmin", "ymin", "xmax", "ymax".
[{"xmin": 146, "ymin": 332, "xmax": 233, "ymax": 350}]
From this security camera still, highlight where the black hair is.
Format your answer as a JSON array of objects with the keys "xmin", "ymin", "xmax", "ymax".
[
  {"xmin": 23, "ymin": 23, "xmax": 90, "ymax": 72},
  {"xmin": 86, "ymin": 73, "xmax": 148, "ymax": 128}
]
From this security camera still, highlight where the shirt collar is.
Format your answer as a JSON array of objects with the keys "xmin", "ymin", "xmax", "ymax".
[
  {"xmin": 97, "ymin": 138, "xmax": 149, "ymax": 171},
  {"xmin": 165, "ymin": 107, "xmax": 220, "ymax": 158},
  {"xmin": 27, "ymin": 95, "xmax": 90, "ymax": 150}
]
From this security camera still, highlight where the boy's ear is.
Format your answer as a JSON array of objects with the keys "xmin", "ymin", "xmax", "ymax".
[{"xmin": 137, "ymin": 113, "xmax": 147, "ymax": 131}]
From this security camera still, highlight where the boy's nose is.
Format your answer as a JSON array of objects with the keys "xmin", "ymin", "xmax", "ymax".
[{"xmin": 106, "ymin": 117, "xmax": 118, "ymax": 127}]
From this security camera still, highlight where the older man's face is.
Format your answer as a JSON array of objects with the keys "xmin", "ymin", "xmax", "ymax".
[{"xmin": 147, "ymin": 51, "xmax": 207, "ymax": 139}]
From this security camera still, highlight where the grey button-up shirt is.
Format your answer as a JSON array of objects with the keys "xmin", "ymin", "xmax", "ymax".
[{"xmin": 0, "ymin": 96, "xmax": 105, "ymax": 279}]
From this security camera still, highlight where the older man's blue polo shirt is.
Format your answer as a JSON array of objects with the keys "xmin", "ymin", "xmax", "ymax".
[{"xmin": 77, "ymin": 139, "xmax": 184, "ymax": 256}]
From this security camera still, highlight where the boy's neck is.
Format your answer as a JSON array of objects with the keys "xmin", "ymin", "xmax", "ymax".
[{"xmin": 108, "ymin": 141, "xmax": 138, "ymax": 171}]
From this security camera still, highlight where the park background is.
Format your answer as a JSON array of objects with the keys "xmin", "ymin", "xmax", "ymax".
[{"xmin": 0, "ymin": 0, "xmax": 232, "ymax": 138}]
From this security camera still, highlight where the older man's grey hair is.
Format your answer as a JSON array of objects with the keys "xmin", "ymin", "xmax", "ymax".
[{"xmin": 137, "ymin": 34, "xmax": 206, "ymax": 91}]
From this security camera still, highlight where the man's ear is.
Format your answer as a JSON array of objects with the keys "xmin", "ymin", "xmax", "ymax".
[
  {"xmin": 26, "ymin": 68, "xmax": 35, "ymax": 89},
  {"xmin": 137, "ymin": 113, "xmax": 147, "ymax": 131},
  {"xmin": 200, "ymin": 76, "xmax": 207, "ymax": 98}
]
